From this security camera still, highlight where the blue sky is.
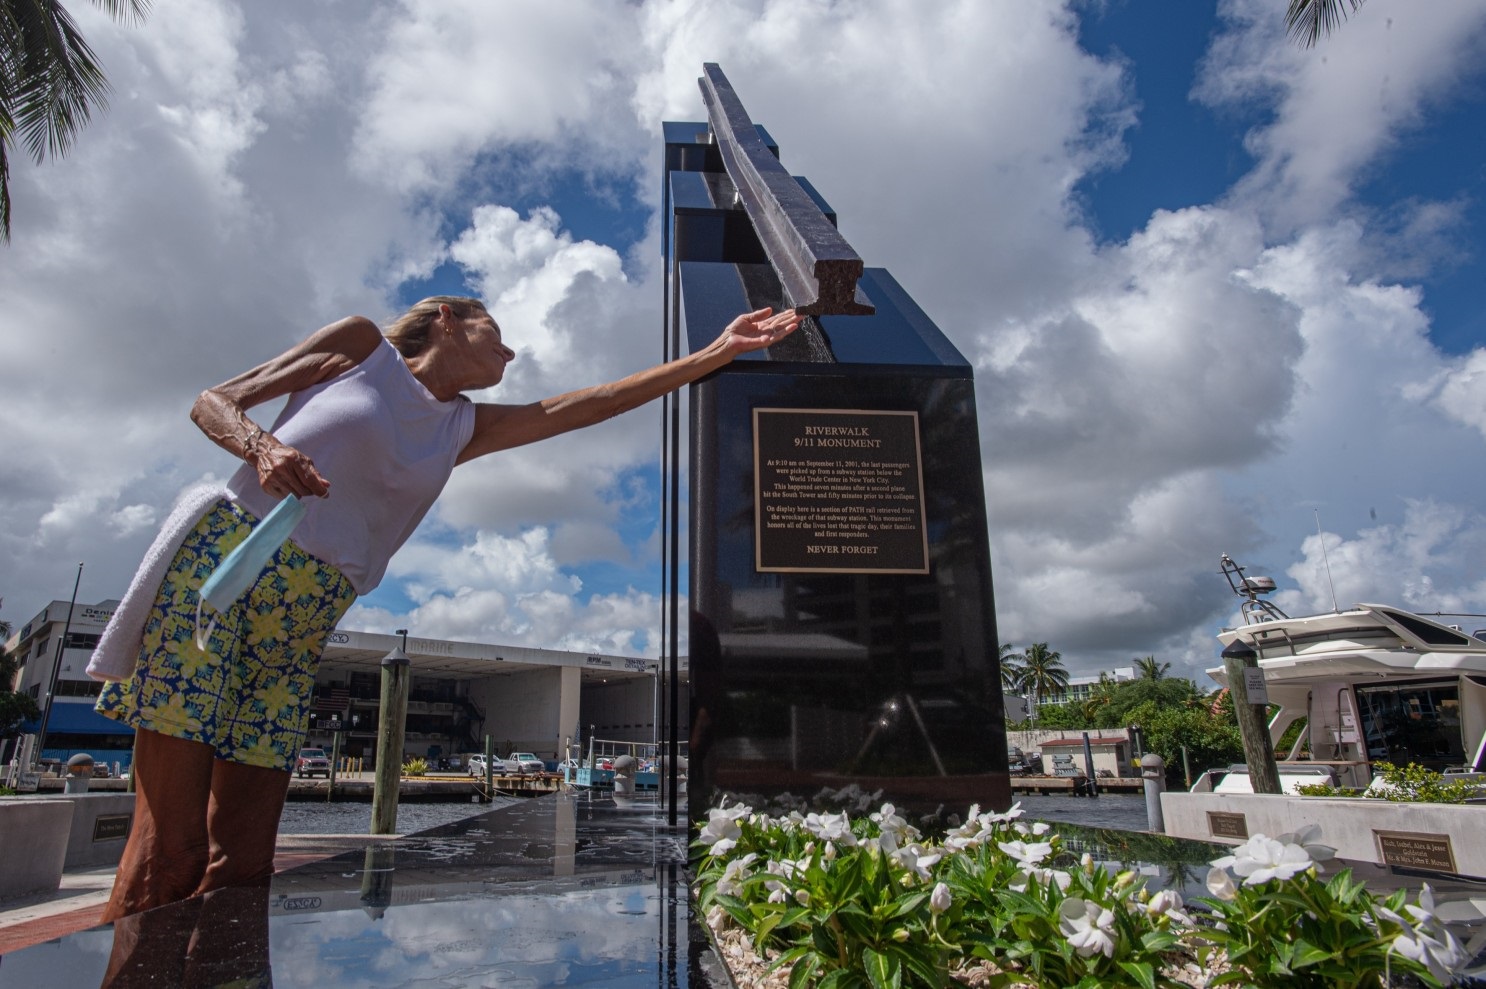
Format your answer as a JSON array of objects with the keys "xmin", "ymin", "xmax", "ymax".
[{"xmin": 3, "ymin": 0, "xmax": 1486, "ymax": 682}]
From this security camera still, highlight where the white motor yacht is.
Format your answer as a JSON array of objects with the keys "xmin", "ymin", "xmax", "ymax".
[{"xmin": 1197, "ymin": 555, "xmax": 1486, "ymax": 792}]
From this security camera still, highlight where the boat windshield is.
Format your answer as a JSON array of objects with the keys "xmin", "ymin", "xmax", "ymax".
[{"xmin": 1354, "ymin": 679, "xmax": 1465, "ymax": 772}]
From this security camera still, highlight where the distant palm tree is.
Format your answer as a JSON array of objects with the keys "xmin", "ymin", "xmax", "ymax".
[
  {"xmin": 1, "ymin": 0, "xmax": 151, "ymax": 241},
  {"xmin": 998, "ymin": 642, "xmax": 1024, "ymax": 691},
  {"xmin": 1134, "ymin": 655, "xmax": 1170, "ymax": 681},
  {"xmin": 1285, "ymin": 0, "xmax": 1366, "ymax": 48},
  {"xmin": 1019, "ymin": 643, "xmax": 1069, "ymax": 703}
]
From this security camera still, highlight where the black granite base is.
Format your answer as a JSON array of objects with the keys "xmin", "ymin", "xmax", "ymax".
[{"xmin": 0, "ymin": 791, "xmax": 730, "ymax": 988}]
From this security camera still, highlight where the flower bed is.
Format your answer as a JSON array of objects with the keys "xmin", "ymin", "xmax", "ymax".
[{"xmin": 693, "ymin": 792, "xmax": 1469, "ymax": 987}]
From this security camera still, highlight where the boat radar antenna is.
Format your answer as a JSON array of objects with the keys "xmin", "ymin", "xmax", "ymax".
[{"xmin": 1220, "ymin": 554, "xmax": 1290, "ymax": 625}]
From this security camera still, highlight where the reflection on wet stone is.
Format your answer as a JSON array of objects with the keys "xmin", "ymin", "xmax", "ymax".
[{"xmin": 0, "ymin": 793, "xmax": 728, "ymax": 989}]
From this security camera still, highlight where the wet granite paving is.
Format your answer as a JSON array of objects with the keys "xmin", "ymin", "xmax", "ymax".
[{"xmin": 0, "ymin": 791, "xmax": 729, "ymax": 988}]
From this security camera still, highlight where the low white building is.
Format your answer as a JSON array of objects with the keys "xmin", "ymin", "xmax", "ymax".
[{"xmin": 3, "ymin": 597, "xmax": 683, "ymax": 771}]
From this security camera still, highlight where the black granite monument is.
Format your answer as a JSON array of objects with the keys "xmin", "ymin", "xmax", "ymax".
[{"xmin": 661, "ymin": 65, "xmax": 1011, "ymax": 821}]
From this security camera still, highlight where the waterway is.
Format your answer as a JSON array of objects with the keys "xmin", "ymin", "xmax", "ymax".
[
  {"xmin": 277, "ymin": 795, "xmax": 518, "ymax": 834},
  {"xmin": 1016, "ymin": 792, "xmax": 1151, "ymax": 831}
]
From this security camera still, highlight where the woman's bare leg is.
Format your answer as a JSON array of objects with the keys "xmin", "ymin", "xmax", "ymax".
[
  {"xmin": 101, "ymin": 728, "xmax": 215, "ymax": 922},
  {"xmin": 195, "ymin": 758, "xmax": 291, "ymax": 894}
]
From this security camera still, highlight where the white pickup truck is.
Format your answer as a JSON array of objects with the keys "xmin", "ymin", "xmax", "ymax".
[{"xmin": 503, "ymin": 752, "xmax": 544, "ymax": 774}]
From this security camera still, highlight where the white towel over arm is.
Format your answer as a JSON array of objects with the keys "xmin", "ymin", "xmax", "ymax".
[{"xmin": 86, "ymin": 484, "xmax": 227, "ymax": 682}]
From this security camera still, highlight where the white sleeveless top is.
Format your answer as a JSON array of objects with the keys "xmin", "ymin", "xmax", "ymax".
[{"xmin": 225, "ymin": 338, "xmax": 475, "ymax": 594}]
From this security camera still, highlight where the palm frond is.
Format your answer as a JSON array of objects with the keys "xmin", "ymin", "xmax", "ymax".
[
  {"xmin": 1285, "ymin": 0, "xmax": 1367, "ymax": 49},
  {"xmin": 0, "ymin": 0, "xmax": 150, "ymax": 240}
]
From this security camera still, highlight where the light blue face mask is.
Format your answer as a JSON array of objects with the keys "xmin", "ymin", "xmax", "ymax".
[{"xmin": 194, "ymin": 495, "xmax": 308, "ymax": 650}]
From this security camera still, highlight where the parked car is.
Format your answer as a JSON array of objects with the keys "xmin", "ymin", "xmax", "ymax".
[
  {"xmin": 467, "ymin": 754, "xmax": 489, "ymax": 777},
  {"xmin": 295, "ymin": 748, "xmax": 331, "ymax": 778},
  {"xmin": 503, "ymin": 752, "xmax": 544, "ymax": 774}
]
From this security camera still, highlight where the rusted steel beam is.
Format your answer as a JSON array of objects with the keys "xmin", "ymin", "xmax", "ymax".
[{"xmin": 699, "ymin": 63, "xmax": 874, "ymax": 316}]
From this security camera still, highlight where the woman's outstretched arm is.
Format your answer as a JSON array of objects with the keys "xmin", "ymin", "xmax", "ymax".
[{"xmin": 455, "ymin": 306, "xmax": 800, "ymax": 464}]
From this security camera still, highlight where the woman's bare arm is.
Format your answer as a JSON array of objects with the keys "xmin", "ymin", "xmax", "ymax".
[
  {"xmin": 191, "ymin": 316, "xmax": 384, "ymax": 497},
  {"xmin": 456, "ymin": 307, "xmax": 800, "ymax": 464}
]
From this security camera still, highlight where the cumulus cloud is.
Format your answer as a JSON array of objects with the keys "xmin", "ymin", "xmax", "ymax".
[{"xmin": 3, "ymin": 0, "xmax": 1486, "ymax": 694}]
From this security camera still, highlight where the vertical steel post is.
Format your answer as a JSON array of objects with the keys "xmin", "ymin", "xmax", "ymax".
[{"xmin": 370, "ymin": 630, "xmax": 411, "ymax": 835}]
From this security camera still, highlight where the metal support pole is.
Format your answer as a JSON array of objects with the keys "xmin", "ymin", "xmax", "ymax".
[
  {"xmin": 1141, "ymin": 753, "xmax": 1166, "ymax": 832},
  {"xmin": 370, "ymin": 630, "xmax": 411, "ymax": 835},
  {"xmin": 1222, "ymin": 640, "xmax": 1281, "ymax": 794},
  {"xmin": 1081, "ymin": 731, "xmax": 1099, "ymax": 798},
  {"xmin": 34, "ymin": 562, "xmax": 83, "ymax": 766},
  {"xmin": 327, "ymin": 727, "xmax": 342, "ymax": 803},
  {"xmin": 483, "ymin": 733, "xmax": 494, "ymax": 798}
]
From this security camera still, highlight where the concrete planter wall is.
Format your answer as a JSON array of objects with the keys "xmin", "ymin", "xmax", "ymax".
[
  {"xmin": 1162, "ymin": 791, "xmax": 1486, "ymax": 879},
  {"xmin": 0, "ymin": 798, "xmax": 74, "ymax": 900},
  {"xmin": 56, "ymin": 792, "xmax": 135, "ymax": 870}
]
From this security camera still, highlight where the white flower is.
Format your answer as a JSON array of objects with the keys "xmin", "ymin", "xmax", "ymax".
[
  {"xmin": 896, "ymin": 843, "xmax": 943, "ymax": 881},
  {"xmin": 803, "ymin": 810, "xmax": 855, "ymax": 844},
  {"xmin": 1273, "ymin": 823, "xmax": 1336, "ymax": 864},
  {"xmin": 872, "ymin": 803, "xmax": 919, "ymax": 844},
  {"xmin": 987, "ymin": 801, "xmax": 1025, "ymax": 824},
  {"xmin": 1059, "ymin": 898, "xmax": 1117, "ymax": 958},
  {"xmin": 1393, "ymin": 921, "xmax": 1468, "ymax": 981},
  {"xmin": 1205, "ymin": 867, "xmax": 1237, "ymax": 901},
  {"xmin": 997, "ymin": 839, "xmax": 1054, "ymax": 868},
  {"xmin": 1380, "ymin": 884, "xmax": 1468, "ymax": 982},
  {"xmin": 929, "ymin": 882, "xmax": 952, "ymax": 915},
  {"xmin": 1210, "ymin": 833, "xmax": 1314, "ymax": 885},
  {"xmin": 1145, "ymin": 889, "xmax": 1193, "ymax": 926},
  {"xmin": 706, "ymin": 905, "xmax": 727, "ymax": 930},
  {"xmin": 699, "ymin": 806, "xmax": 746, "ymax": 854},
  {"xmin": 795, "ymin": 888, "xmax": 810, "ymax": 906},
  {"xmin": 716, "ymin": 852, "xmax": 758, "ymax": 896}
]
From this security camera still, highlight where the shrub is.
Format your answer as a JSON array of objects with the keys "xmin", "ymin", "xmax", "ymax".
[
  {"xmin": 402, "ymin": 757, "xmax": 428, "ymax": 777},
  {"xmin": 694, "ymin": 798, "xmax": 1467, "ymax": 987},
  {"xmin": 1366, "ymin": 762, "xmax": 1480, "ymax": 804}
]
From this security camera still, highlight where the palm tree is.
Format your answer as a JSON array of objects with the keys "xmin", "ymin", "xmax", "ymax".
[
  {"xmin": 1, "ymin": 0, "xmax": 150, "ymax": 241},
  {"xmin": 1019, "ymin": 642, "xmax": 1069, "ymax": 703},
  {"xmin": 1134, "ymin": 655, "xmax": 1170, "ymax": 681},
  {"xmin": 998, "ymin": 642, "xmax": 1024, "ymax": 692},
  {"xmin": 1285, "ymin": 0, "xmax": 1367, "ymax": 48}
]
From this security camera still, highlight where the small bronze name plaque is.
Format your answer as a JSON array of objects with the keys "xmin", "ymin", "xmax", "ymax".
[
  {"xmin": 1207, "ymin": 811, "xmax": 1249, "ymax": 840},
  {"xmin": 1374, "ymin": 830, "xmax": 1456, "ymax": 873},
  {"xmin": 93, "ymin": 814, "xmax": 132, "ymax": 843},
  {"xmin": 753, "ymin": 408, "xmax": 929, "ymax": 574}
]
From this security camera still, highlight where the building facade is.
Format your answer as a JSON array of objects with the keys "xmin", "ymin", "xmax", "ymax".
[{"xmin": 4, "ymin": 598, "xmax": 680, "ymax": 772}]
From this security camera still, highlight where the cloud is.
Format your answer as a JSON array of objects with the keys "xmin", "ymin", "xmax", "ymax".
[
  {"xmin": 1197, "ymin": 0, "xmax": 1486, "ymax": 229},
  {"xmin": 3, "ymin": 0, "xmax": 1486, "ymax": 698}
]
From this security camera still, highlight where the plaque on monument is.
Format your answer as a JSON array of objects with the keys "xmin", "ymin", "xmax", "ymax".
[{"xmin": 753, "ymin": 408, "xmax": 929, "ymax": 574}]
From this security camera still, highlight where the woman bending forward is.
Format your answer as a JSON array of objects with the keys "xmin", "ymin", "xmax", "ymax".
[{"xmin": 91, "ymin": 297, "xmax": 799, "ymax": 920}]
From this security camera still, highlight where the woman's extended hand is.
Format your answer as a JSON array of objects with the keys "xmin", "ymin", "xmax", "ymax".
[{"xmin": 719, "ymin": 307, "xmax": 801, "ymax": 354}]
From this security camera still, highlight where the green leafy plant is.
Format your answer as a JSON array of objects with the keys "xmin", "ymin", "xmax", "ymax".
[
  {"xmin": 693, "ymin": 796, "xmax": 1467, "ymax": 987},
  {"xmin": 1366, "ymin": 762, "xmax": 1479, "ymax": 804},
  {"xmin": 401, "ymin": 756, "xmax": 428, "ymax": 777}
]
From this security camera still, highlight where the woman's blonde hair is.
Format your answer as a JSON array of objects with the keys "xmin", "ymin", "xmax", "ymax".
[{"xmin": 384, "ymin": 296, "xmax": 489, "ymax": 358}]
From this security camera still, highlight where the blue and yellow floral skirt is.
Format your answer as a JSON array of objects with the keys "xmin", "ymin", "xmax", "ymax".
[{"xmin": 97, "ymin": 499, "xmax": 356, "ymax": 773}]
